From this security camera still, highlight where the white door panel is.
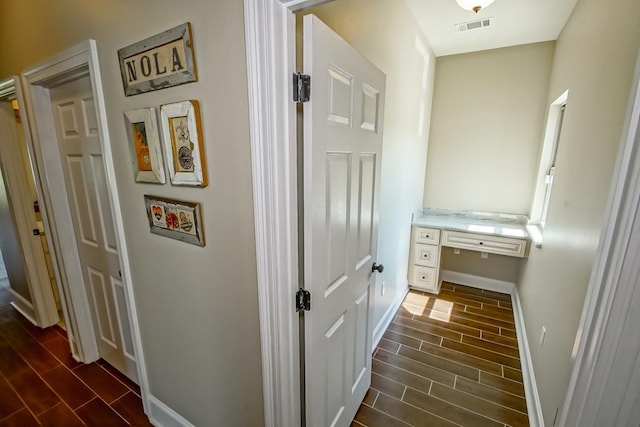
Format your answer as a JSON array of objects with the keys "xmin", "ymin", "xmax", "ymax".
[
  {"xmin": 304, "ymin": 15, "xmax": 385, "ymax": 427},
  {"xmin": 50, "ymin": 76, "xmax": 137, "ymax": 382}
]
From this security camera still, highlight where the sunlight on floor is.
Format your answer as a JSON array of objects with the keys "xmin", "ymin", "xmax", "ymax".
[
  {"xmin": 403, "ymin": 300, "xmax": 426, "ymax": 316},
  {"xmin": 402, "ymin": 295, "xmax": 453, "ymax": 322},
  {"xmin": 428, "ymin": 299, "xmax": 453, "ymax": 323}
]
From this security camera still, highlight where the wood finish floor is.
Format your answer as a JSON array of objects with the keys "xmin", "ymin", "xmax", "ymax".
[
  {"xmin": 353, "ymin": 283, "xmax": 529, "ymax": 427},
  {"xmin": 0, "ymin": 287, "xmax": 151, "ymax": 426}
]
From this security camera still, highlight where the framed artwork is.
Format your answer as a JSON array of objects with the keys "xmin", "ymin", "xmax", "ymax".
[
  {"xmin": 160, "ymin": 100, "xmax": 208, "ymax": 187},
  {"xmin": 117, "ymin": 23, "xmax": 197, "ymax": 96},
  {"xmin": 124, "ymin": 108, "xmax": 165, "ymax": 184},
  {"xmin": 144, "ymin": 195, "xmax": 204, "ymax": 246}
]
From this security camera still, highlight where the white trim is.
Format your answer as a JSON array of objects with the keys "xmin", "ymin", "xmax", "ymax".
[
  {"xmin": 440, "ymin": 270, "xmax": 515, "ymax": 294},
  {"xmin": 244, "ymin": 2, "xmax": 301, "ymax": 427},
  {"xmin": 530, "ymin": 90, "xmax": 569, "ymax": 226},
  {"xmin": 511, "ymin": 287, "xmax": 545, "ymax": 427},
  {"xmin": 23, "ymin": 44, "xmax": 97, "ymax": 364},
  {"xmin": 21, "ymin": 40, "xmax": 150, "ymax": 412},
  {"xmin": 10, "ymin": 290, "xmax": 38, "ymax": 325},
  {"xmin": 147, "ymin": 394, "xmax": 194, "ymax": 427},
  {"xmin": 372, "ymin": 286, "xmax": 409, "ymax": 352},
  {"xmin": 558, "ymin": 51, "xmax": 640, "ymax": 426},
  {"xmin": 0, "ymin": 77, "xmax": 59, "ymax": 327},
  {"xmin": 279, "ymin": 0, "xmax": 332, "ymax": 11}
]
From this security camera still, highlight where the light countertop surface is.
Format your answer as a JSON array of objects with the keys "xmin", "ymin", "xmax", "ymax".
[{"xmin": 412, "ymin": 208, "xmax": 530, "ymax": 240}]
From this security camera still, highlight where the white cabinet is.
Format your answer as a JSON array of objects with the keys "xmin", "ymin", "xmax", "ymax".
[
  {"xmin": 441, "ymin": 230, "xmax": 528, "ymax": 258},
  {"xmin": 408, "ymin": 224, "xmax": 530, "ymax": 294},
  {"xmin": 408, "ymin": 226, "xmax": 441, "ymax": 293}
]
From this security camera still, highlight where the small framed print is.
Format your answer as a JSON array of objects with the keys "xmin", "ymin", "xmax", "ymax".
[
  {"xmin": 144, "ymin": 195, "xmax": 204, "ymax": 246},
  {"xmin": 160, "ymin": 100, "xmax": 208, "ymax": 187},
  {"xmin": 124, "ymin": 108, "xmax": 166, "ymax": 184}
]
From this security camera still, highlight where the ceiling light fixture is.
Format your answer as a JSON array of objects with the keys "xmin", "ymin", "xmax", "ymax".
[{"xmin": 456, "ymin": 0, "xmax": 495, "ymax": 13}]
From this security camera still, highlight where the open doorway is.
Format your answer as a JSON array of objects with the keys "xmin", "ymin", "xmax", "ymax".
[
  {"xmin": 21, "ymin": 40, "xmax": 143, "ymax": 385},
  {"xmin": 0, "ymin": 79, "xmax": 60, "ymax": 330}
]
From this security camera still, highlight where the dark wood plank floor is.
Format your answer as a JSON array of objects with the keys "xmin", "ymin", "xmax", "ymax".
[
  {"xmin": 353, "ymin": 283, "xmax": 529, "ymax": 427},
  {"xmin": 0, "ymin": 283, "xmax": 151, "ymax": 426}
]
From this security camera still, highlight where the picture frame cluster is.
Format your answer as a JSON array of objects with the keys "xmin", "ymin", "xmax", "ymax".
[
  {"xmin": 124, "ymin": 100, "xmax": 207, "ymax": 187},
  {"xmin": 119, "ymin": 22, "xmax": 207, "ymax": 247}
]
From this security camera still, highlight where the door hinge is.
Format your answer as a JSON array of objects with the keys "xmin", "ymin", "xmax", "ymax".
[
  {"xmin": 295, "ymin": 288, "xmax": 311, "ymax": 312},
  {"xmin": 293, "ymin": 73, "xmax": 311, "ymax": 103}
]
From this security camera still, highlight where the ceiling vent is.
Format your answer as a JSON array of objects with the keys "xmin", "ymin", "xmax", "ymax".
[{"xmin": 455, "ymin": 17, "xmax": 493, "ymax": 33}]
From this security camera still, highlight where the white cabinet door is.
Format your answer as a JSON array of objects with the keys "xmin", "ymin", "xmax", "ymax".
[{"xmin": 303, "ymin": 14, "xmax": 386, "ymax": 427}]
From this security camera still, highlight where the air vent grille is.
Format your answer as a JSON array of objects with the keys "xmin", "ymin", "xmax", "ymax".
[{"xmin": 455, "ymin": 17, "xmax": 493, "ymax": 33}]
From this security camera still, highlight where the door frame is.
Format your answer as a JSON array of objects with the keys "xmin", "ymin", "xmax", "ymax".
[
  {"xmin": 20, "ymin": 40, "xmax": 149, "ymax": 410},
  {"xmin": 245, "ymin": 2, "xmax": 640, "ymax": 427},
  {"xmin": 243, "ymin": 1, "xmax": 332, "ymax": 426},
  {"xmin": 0, "ymin": 77, "xmax": 59, "ymax": 327}
]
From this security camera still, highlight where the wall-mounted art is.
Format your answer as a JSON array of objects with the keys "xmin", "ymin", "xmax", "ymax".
[
  {"xmin": 160, "ymin": 100, "xmax": 208, "ymax": 187},
  {"xmin": 144, "ymin": 195, "xmax": 204, "ymax": 246},
  {"xmin": 124, "ymin": 108, "xmax": 165, "ymax": 184},
  {"xmin": 118, "ymin": 23, "xmax": 197, "ymax": 96}
]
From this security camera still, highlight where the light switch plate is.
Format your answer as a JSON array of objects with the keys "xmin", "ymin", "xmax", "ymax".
[{"xmin": 539, "ymin": 326, "xmax": 546, "ymax": 347}]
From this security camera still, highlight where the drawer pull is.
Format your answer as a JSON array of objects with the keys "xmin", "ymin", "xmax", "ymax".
[{"xmin": 479, "ymin": 242, "xmax": 483, "ymax": 245}]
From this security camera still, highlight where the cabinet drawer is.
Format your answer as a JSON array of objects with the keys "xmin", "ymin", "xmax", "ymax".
[
  {"xmin": 410, "ymin": 266, "xmax": 438, "ymax": 292},
  {"xmin": 413, "ymin": 227, "xmax": 440, "ymax": 245},
  {"xmin": 441, "ymin": 230, "xmax": 528, "ymax": 258},
  {"xmin": 413, "ymin": 243, "xmax": 439, "ymax": 268}
]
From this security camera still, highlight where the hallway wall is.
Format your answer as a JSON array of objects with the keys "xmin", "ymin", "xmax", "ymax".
[
  {"xmin": 0, "ymin": 1, "xmax": 263, "ymax": 425},
  {"xmin": 516, "ymin": 0, "xmax": 640, "ymax": 423}
]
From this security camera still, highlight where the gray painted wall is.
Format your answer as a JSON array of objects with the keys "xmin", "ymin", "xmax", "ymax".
[
  {"xmin": 424, "ymin": 42, "xmax": 555, "ymax": 215},
  {"xmin": 517, "ymin": 0, "xmax": 640, "ymax": 423}
]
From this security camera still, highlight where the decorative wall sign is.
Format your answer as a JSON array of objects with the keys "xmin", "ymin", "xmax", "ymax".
[
  {"xmin": 124, "ymin": 108, "xmax": 165, "ymax": 183},
  {"xmin": 160, "ymin": 100, "xmax": 207, "ymax": 186},
  {"xmin": 118, "ymin": 23, "xmax": 197, "ymax": 96},
  {"xmin": 144, "ymin": 195, "xmax": 204, "ymax": 246}
]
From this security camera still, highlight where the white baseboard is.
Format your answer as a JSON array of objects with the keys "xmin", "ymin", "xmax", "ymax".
[
  {"xmin": 511, "ymin": 288, "xmax": 545, "ymax": 427},
  {"xmin": 147, "ymin": 394, "xmax": 194, "ymax": 427},
  {"xmin": 440, "ymin": 270, "xmax": 515, "ymax": 294},
  {"xmin": 372, "ymin": 285, "xmax": 409, "ymax": 353},
  {"xmin": 9, "ymin": 289, "xmax": 38, "ymax": 325}
]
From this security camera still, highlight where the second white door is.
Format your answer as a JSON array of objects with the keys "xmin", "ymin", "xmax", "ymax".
[{"xmin": 50, "ymin": 76, "xmax": 137, "ymax": 382}]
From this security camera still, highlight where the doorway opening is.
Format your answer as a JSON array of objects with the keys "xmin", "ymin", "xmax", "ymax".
[{"xmin": 0, "ymin": 80, "xmax": 61, "ymax": 330}]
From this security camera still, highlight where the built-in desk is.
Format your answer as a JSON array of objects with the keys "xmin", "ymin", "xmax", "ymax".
[{"xmin": 409, "ymin": 208, "xmax": 530, "ymax": 294}]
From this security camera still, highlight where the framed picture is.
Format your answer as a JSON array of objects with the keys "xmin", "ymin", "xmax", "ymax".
[
  {"xmin": 117, "ymin": 23, "xmax": 197, "ymax": 96},
  {"xmin": 144, "ymin": 195, "xmax": 204, "ymax": 246},
  {"xmin": 160, "ymin": 100, "xmax": 208, "ymax": 187},
  {"xmin": 124, "ymin": 108, "xmax": 166, "ymax": 184}
]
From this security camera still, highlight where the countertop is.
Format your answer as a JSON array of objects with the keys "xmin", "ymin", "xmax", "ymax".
[{"xmin": 412, "ymin": 208, "xmax": 530, "ymax": 240}]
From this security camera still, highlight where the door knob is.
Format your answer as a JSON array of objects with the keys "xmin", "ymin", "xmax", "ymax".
[{"xmin": 372, "ymin": 263, "xmax": 384, "ymax": 273}]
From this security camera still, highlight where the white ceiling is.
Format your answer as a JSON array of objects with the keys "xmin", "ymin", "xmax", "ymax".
[{"xmin": 404, "ymin": 0, "xmax": 578, "ymax": 57}]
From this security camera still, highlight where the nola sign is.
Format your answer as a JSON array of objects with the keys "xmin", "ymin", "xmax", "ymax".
[{"xmin": 118, "ymin": 23, "xmax": 197, "ymax": 96}]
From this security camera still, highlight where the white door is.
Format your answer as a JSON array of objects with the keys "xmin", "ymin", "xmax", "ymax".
[
  {"xmin": 303, "ymin": 15, "xmax": 386, "ymax": 427},
  {"xmin": 50, "ymin": 76, "xmax": 137, "ymax": 382}
]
